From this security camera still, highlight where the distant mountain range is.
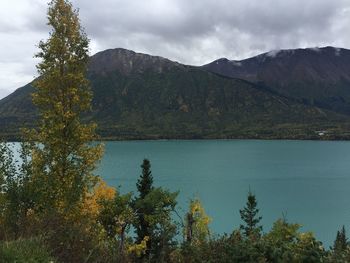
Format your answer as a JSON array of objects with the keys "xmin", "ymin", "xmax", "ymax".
[
  {"xmin": 1, "ymin": 46, "xmax": 350, "ymax": 140},
  {"xmin": 203, "ymin": 46, "xmax": 350, "ymax": 115}
]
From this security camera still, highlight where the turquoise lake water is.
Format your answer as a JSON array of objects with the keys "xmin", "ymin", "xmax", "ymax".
[{"xmin": 97, "ymin": 140, "xmax": 350, "ymax": 248}]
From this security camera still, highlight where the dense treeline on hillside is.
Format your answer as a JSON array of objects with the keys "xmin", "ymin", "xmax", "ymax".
[{"xmin": 1, "ymin": 0, "xmax": 349, "ymax": 262}]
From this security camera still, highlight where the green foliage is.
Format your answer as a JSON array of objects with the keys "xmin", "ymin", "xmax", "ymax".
[
  {"xmin": 330, "ymin": 226, "xmax": 350, "ymax": 262},
  {"xmin": 333, "ymin": 226, "xmax": 348, "ymax": 253},
  {"xmin": 263, "ymin": 218, "xmax": 326, "ymax": 262},
  {"xmin": 141, "ymin": 187, "xmax": 178, "ymax": 261},
  {"xmin": 41, "ymin": 212, "xmax": 100, "ymax": 263},
  {"xmin": 240, "ymin": 191, "xmax": 262, "ymax": 238},
  {"xmin": 133, "ymin": 159, "xmax": 178, "ymax": 262},
  {"xmin": 134, "ymin": 159, "xmax": 153, "ymax": 248},
  {"xmin": 0, "ymin": 237, "xmax": 56, "ymax": 263},
  {"xmin": 99, "ymin": 192, "xmax": 133, "ymax": 238},
  {"xmin": 31, "ymin": 0, "xmax": 103, "ymax": 216},
  {"xmin": 173, "ymin": 218, "xmax": 328, "ymax": 263},
  {"xmin": 0, "ymin": 142, "xmax": 16, "ymax": 239},
  {"xmin": 98, "ymin": 191, "xmax": 135, "ymax": 259},
  {"xmin": 137, "ymin": 159, "xmax": 153, "ymax": 199},
  {"xmin": 0, "ymin": 145, "xmax": 347, "ymax": 263},
  {"xmin": 0, "ymin": 142, "xmax": 35, "ymax": 240}
]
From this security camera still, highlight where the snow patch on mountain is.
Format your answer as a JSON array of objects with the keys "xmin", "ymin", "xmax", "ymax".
[
  {"xmin": 229, "ymin": 60, "xmax": 242, "ymax": 66},
  {"xmin": 309, "ymin": 47, "xmax": 322, "ymax": 52},
  {"xmin": 266, "ymin": 49, "xmax": 281, "ymax": 57},
  {"xmin": 334, "ymin": 47, "xmax": 341, "ymax": 56}
]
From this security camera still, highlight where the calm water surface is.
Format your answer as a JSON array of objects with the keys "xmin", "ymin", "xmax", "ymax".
[{"xmin": 97, "ymin": 140, "xmax": 350, "ymax": 247}]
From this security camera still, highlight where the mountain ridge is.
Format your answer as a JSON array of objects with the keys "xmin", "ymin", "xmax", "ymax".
[
  {"xmin": 202, "ymin": 46, "xmax": 350, "ymax": 115},
  {"xmin": 1, "ymin": 46, "xmax": 350, "ymax": 140},
  {"xmin": 88, "ymin": 48, "xmax": 185, "ymax": 75}
]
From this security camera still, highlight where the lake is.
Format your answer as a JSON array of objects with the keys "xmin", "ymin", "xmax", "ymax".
[{"xmin": 98, "ymin": 139, "xmax": 350, "ymax": 248}]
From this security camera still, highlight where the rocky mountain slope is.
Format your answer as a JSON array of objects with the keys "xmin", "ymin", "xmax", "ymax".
[{"xmin": 203, "ymin": 46, "xmax": 350, "ymax": 115}]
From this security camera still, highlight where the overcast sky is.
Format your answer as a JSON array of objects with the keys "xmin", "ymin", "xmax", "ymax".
[{"xmin": 0, "ymin": 0, "xmax": 350, "ymax": 99}]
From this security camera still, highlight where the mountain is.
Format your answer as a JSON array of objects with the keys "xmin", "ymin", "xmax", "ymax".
[
  {"xmin": 202, "ymin": 46, "xmax": 350, "ymax": 115},
  {"xmin": 0, "ymin": 48, "xmax": 349, "ymax": 140}
]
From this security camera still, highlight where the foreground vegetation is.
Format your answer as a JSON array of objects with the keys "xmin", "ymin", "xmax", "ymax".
[
  {"xmin": 1, "ymin": 0, "xmax": 349, "ymax": 262},
  {"xmin": 1, "ymin": 151, "xmax": 350, "ymax": 262}
]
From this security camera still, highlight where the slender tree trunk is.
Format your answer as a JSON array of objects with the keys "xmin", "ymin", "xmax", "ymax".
[{"xmin": 119, "ymin": 224, "xmax": 126, "ymax": 256}]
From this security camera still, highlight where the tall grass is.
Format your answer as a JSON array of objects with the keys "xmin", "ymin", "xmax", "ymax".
[{"xmin": 0, "ymin": 237, "xmax": 56, "ymax": 263}]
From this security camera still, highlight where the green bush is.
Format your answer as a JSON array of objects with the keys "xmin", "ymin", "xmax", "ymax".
[{"xmin": 0, "ymin": 237, "xmax": 55, "ymax": 263}]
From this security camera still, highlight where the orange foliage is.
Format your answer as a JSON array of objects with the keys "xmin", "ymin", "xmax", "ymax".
[{"xmin": 83, "ymin": 178, "xmax": 116, "ymax": 218}]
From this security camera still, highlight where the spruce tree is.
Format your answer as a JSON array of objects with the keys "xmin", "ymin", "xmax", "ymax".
[
  {"xmin": 136, "ymin": 158, "xmax": 153, "ymax": 199},
  {"xmin": 134, "ymin": 159, "xmax": 154, "ymax": 250},
  {"xmin": 334, "ymin": 225, "xmax": 348, "ymax": 253},
  {"xmin": 134, "ymin": 159, "xmax": 178, "ymax": 261},
  {"xmin": 239, "ymin": 191, "xmax": 262, "ymax": 237},
  {"xmin": 31, "ymin": 0, "xmax": 103, "ymax": 217}
]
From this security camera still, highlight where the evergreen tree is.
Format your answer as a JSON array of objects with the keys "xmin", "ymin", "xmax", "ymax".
[
  {"xmin": 31, "ymin": 0, "xmax": 103, "ymax": 216},
  {"xmin": 239, "ymin": 191, "xmax": 262, "ymax": 237},
  {"xmin": 134, "ymin": 159, "xmax": 154, "ymax": 254},
  {"xmin": 135, "ymin": 187, "xmax": 178, "ymax": 261},
  {"xmin": 136, "ymin": 159, "xmax": 153, "ymax": 199},
  {"xmin": 133, "ymin": 159, "xmax": 178, "ymax": 261},
  {"xmin": 333, "ymin": 225, "xmax": 348, "ymax": 254}
]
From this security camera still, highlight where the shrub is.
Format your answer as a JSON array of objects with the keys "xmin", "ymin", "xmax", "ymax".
[{"xmin": 0, "ymin": 237, "xmax": 55, "ymax": 263}]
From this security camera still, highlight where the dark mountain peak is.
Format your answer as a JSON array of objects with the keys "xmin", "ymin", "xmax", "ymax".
[
  {"xmin": 213, "ymin": 57, "xmax": 229, "ymax": 63},
  {"xmin": 203, "ymin": 46, "xmax": 350, "ymax": 114},
  {"xmin": 204, "ymin": 46, "xmax": 350, "ymax": 77},
  {"xmin": 251, "ymin": 46, "xmax": 346, "ymax": 63},
  {"xmin": 208, "ymin": 58, "xmax": 244, "ymax": 68},
  {"xmin": 255, "ymin": 48, "xmax": 296, "ymax": 61},
  {"xmin": 88, "ymin": 48, "xmax": 183, "ymax": 75},
  {"xmin": 306, "ymin": 46, "xmax": 343, "ymax": 54}
]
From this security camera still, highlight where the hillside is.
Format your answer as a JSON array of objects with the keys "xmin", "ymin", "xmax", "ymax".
[
  {"xmin": 0, "ymin": 48, "xmax": 349, "ymax": 140},
  {"xmin": 203, "ymin": 46, "xmax": 350, "ymax": 115}
]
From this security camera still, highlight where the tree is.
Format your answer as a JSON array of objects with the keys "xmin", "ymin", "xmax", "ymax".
[
  {"xmin": 136, "ymin": 159, "xmax": 153, "ymax": 199},
  {"xmin": 331, "ymin": 225, "xmax": 350, "ymax": 261},
  {"xmin": 134, "ymin": 159, "xmax": 154, "ymax": 245},
  {"xmin": 264, "ymin": 218, "xmax": 326, "ymax": 262},
  {"xmin": 0, "ymin": 142, "xmax": 16, "ymax": 238},
  {"xmin": 136, "ymin": 187, "xmax": 178, "ymax": 261},
  {"xmin": 185, "ymin": 198, "xmax": 211, "ymax": 245},
  {"xmin": 29, "ymin": 1, "xmax": 103, "ymax": 261},
  {"xmin": 239, "ymin": 190, "xmax": 262, "ymax": 238},
  {"xmin": 133, "ymin": 159, "xmax": 178, "ymax": 261},
  {"xmin": 334, "ymin": 226, "xmax": 348, "ymax": 252},
  {"xmin": 98, "ymin": 192, "xmax": 135, "ymax": 256},
  {"xmin": 0, "ymin": 142, "xmax": 35, "ymax": 240},
  {"xmin": 31, "ymin": 0, "xmax": 103, "ymax": 217}
]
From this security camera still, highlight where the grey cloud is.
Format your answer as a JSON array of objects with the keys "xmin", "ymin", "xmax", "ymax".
[
  {"xmin": 1, "ymin": 0, "xmax": 350, "ymax": 98},
  {"xmin": 72, "ymin": 0, "xmax": 350, "ymax": 63}
]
